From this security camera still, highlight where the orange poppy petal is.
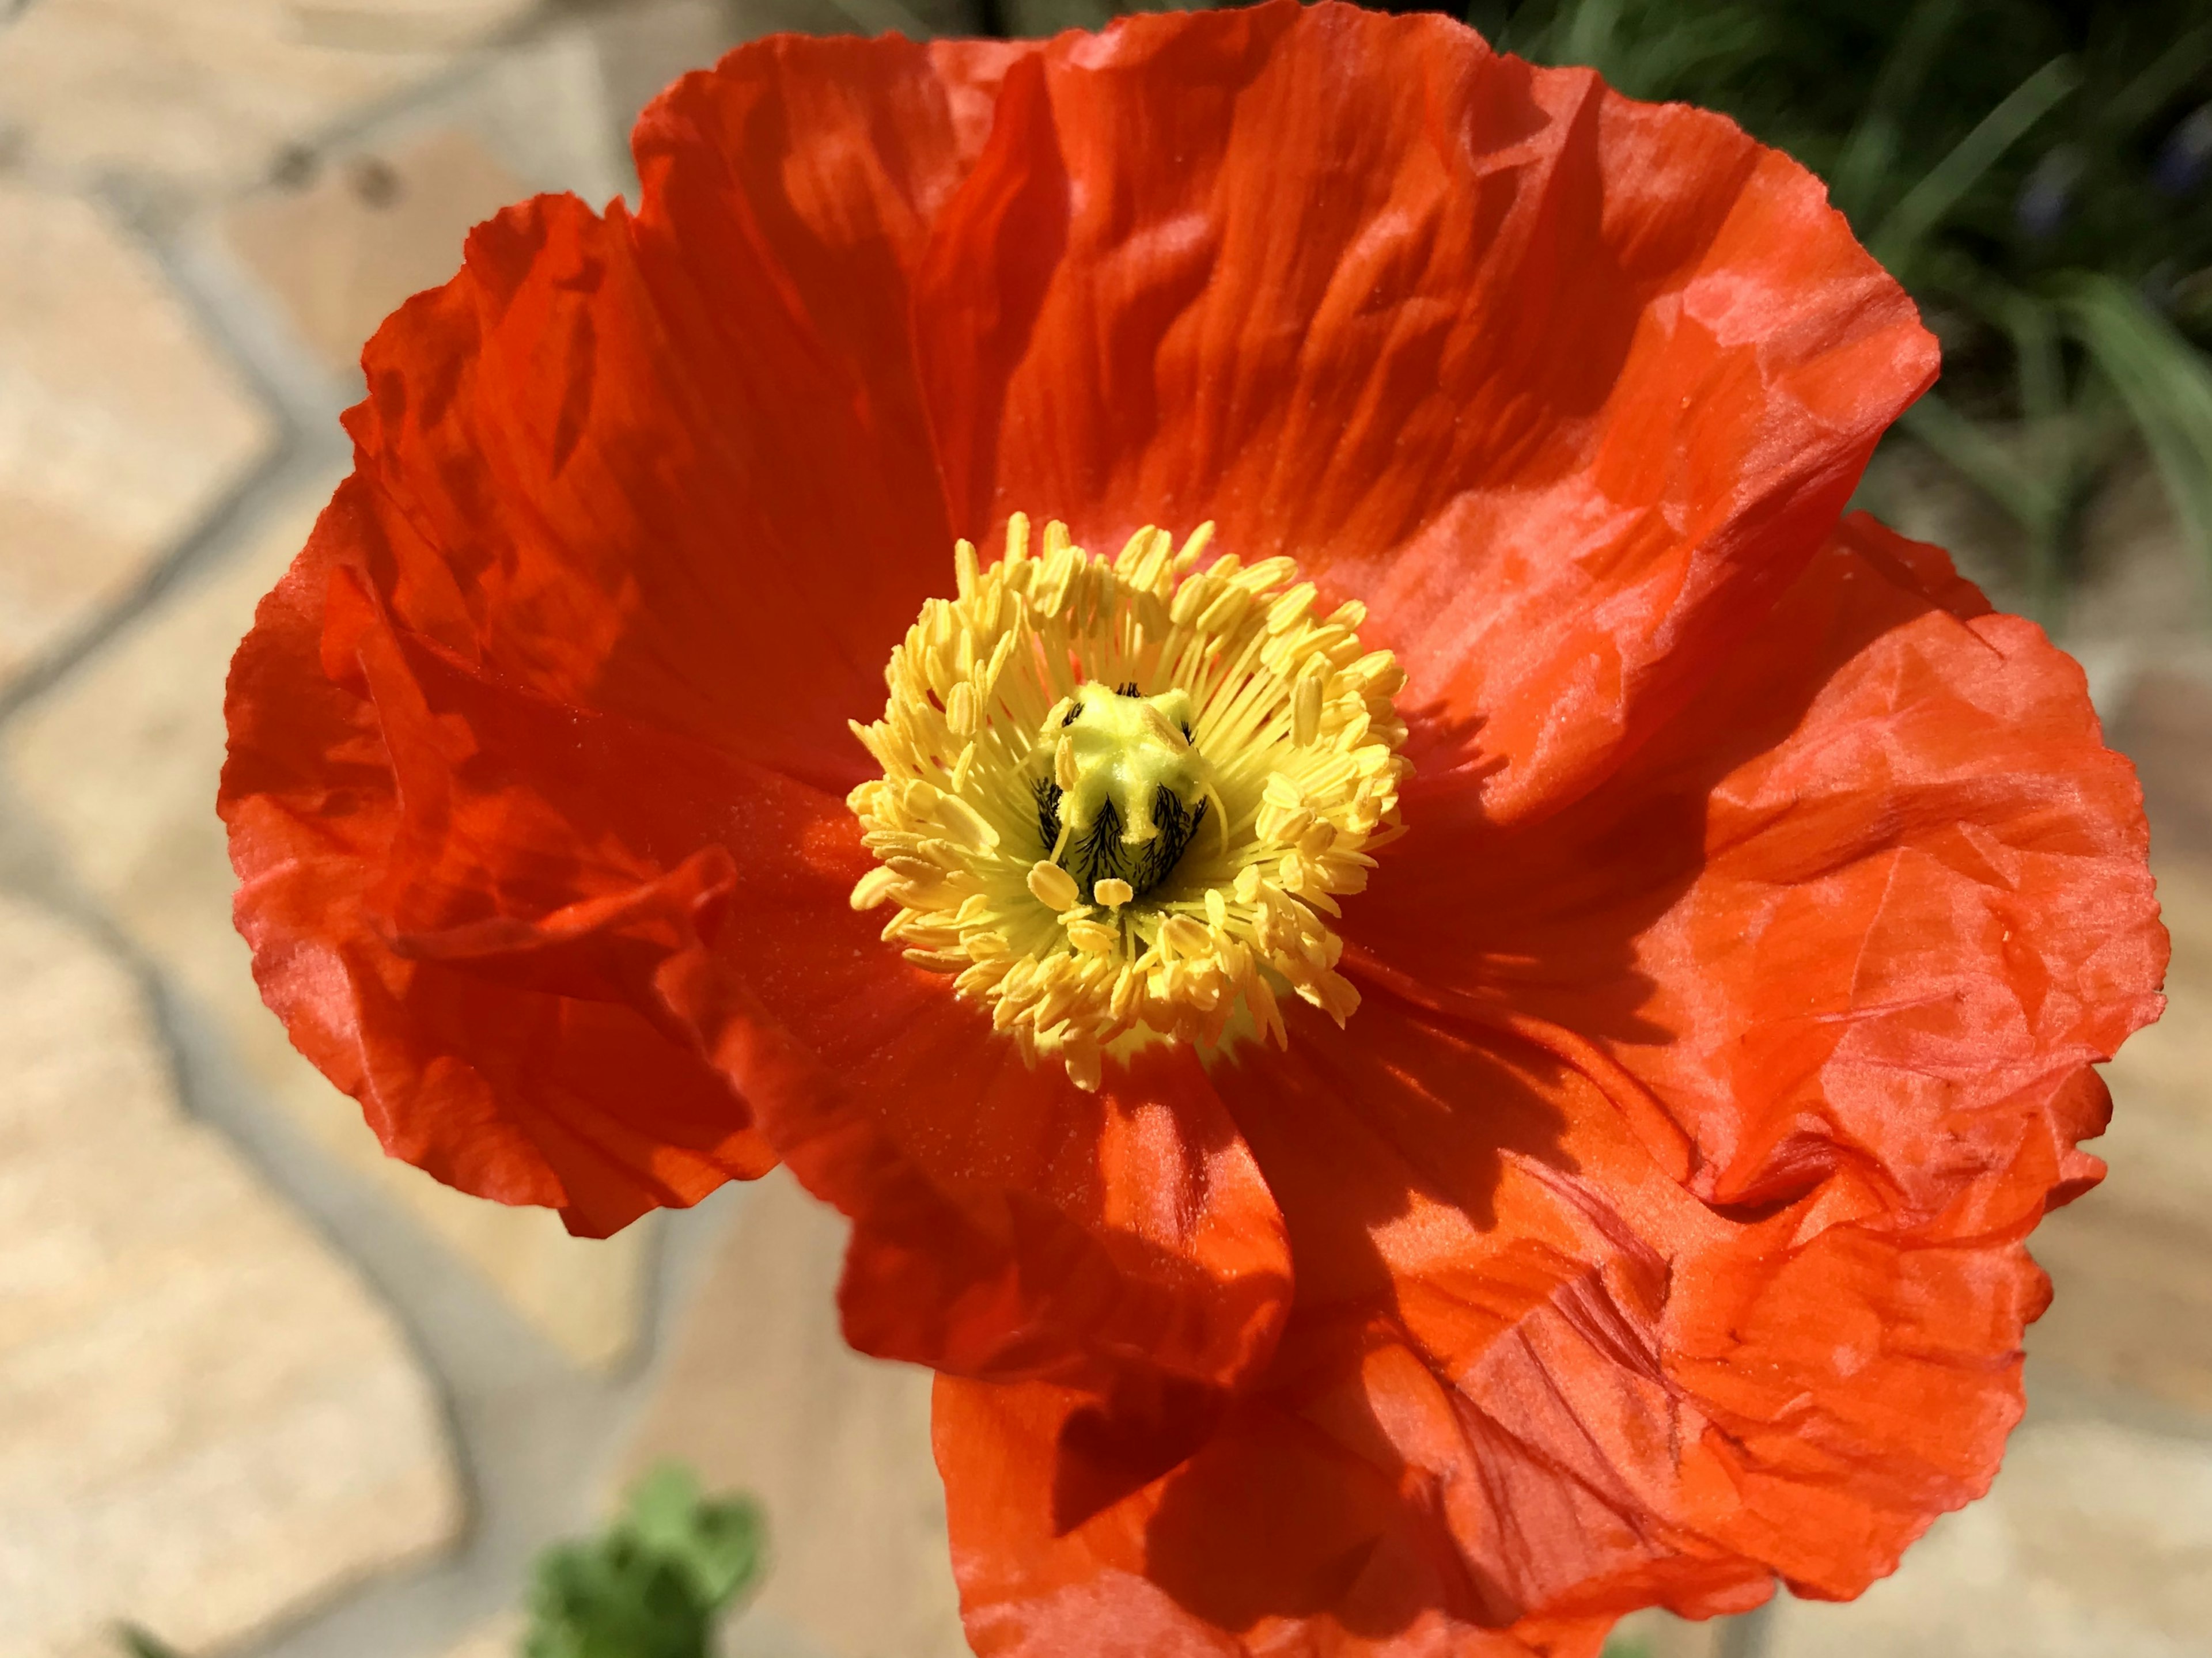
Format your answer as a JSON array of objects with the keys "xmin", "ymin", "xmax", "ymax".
[
  {"xmin": 933, "ymin": 998, "xmax": 1751, "ymax": 1655},
  {"xmin": 938, "ymin": 1372, "xmax": 1624, "ymax": 1658},
  {"xmin": 1354, "ymin": 514, "xmax": 2165, "ymax": 1242},
  {"xmin": 221, "ymin": 488, "xmax": 777, "ymax": 1239},
  {"xmin": 1217, "ymin": 991, "xmax": 2058, "ymax": 1618},
  {"xmin": 658, "ymin": 936, "xmax": 1295, "ymax": 1397},
  {"xmin": 339, "ymin": 31, "xmax": 1046, "ymax": 792},
  {"xmin": 913, "ymin": 0, "xmax": 1934, "ymax": 824}
]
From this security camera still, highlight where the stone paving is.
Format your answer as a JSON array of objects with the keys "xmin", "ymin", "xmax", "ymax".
[{"xmin": 0, "ymin": 3, "xmax": 2209, "ymax": 1657}]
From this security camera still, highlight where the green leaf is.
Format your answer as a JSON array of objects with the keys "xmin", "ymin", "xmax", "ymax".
[
  {"xmin": 115, "ymin": 1629, "xmax": 184, "ymax": 1658},
  {"xmin": 625, "ymin": 1463, "xmax": 766, "ymax": 1609},
  {"xmin": 1463, "ymin": 0, "xmax": 1513, "ymax": 43},
  {"xmin": 999, "ymin": 0, "xmax": 1113, "ymax": 34},
  {"xmin": 522, "ymin": 1464, "xmax": 767, "ymax": 1658},
  {"xmin": 1873, "ymin": 52, "xmax": 2082, "ymax": 272},
  {"xmin": 2059, "ymin": 274, "xmax": 2212, "ymax": 569},
  {"xmin": 1555, "ymin": 0, "xmax": 1626, "ymax": 79},
  {"xmin": 1999, "ymin": 291, "xmax": 2066, "ymax": 427},
  {"xmin": 2100, "ymin": 23, "xmax": 2212, "ymax": 137},
  {"xmin": 1831, "ymin": 0, "xmax": 1968, "ymax": 225}
]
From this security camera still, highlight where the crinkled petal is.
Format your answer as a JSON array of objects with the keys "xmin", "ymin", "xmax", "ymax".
[
  {"xmin": 339, "ymin": 31, "xmax": 1041, "ymax": 792},
  {"xmin": 656, "ymin": 929, "xmax": 1293, "ymax": 1399},
  {"xmin": 937, "ymin": 992, "xmax": 1756, "ymax": 1657},
  {"xmin": 913, "ymin": 0, "xmax": 1935, "ymax": 822},
  {"xmin": 1354, "ymin": 515, "xmax": 2165, "ymax": 1239},
  {"xmin": 221, "ymin": 490, "xmax": 775, "ymax": 1238}
]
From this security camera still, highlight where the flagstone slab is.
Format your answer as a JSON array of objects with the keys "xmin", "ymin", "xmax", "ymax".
[
  {"xmin": 0, "ymin": 889, "xmax": 461, "ymax": 1658},
  {"xmin": 619, "ymin": 1173, "xmax": 968, "ymax": 1658},
  {"xmin": 224, "ymin": 127, "xmax": 532, "ymax": 377},
  {"xmin": 1767, "ymin": 1416, "xmax": 2212, "ymax": 1658},
  {"xmin": 2, "ymin": 477, "xmax": 654, "ymax": 1372},
  {"xmin": 0, "ymin": 182, "xmax": 272, "ymax": 698},
  {"xmin": 438, "ymin": 1611, "xmax": 525, "ymax": 1658},
  {"xmin": 286, "ymin": 0, "xmax": 541, "ymax": 52},
  {"xmin": 0, "ymin": 0, "xmax": 526, "ymax": 192}
]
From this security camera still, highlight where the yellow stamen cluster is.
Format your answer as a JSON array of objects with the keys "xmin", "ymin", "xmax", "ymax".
[{"xmin": 846, "ymin": 514, "xmax": 1408, "ymax": 1091}]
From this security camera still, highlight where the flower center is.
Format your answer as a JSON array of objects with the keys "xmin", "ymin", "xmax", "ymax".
[{"xmin": 846, "ymin": 514, "xmax": 1408, "ymax": 1092}]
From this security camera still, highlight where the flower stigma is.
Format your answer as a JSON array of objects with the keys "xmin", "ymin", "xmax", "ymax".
[{"xmin": 846, "ymin": 514, "xmax": 1409, "ymax": 1092}]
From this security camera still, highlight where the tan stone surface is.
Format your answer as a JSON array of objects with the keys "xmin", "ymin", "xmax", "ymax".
[
  {"xmin": 0, "ymin": 0, "xmax": 525, "ymax": 192},
  {"xmin": 439, "ymin": 1610, "xmax": 524, "ymax": 1658},
  {"xmin": 0, "ymin": 889, "xmax": 461, "ymax": 1657},
  {"xmin": 620, "ymin": 1173, "xmax": 966, "ymax": 1658},
  {"xmin": 0, "ymin": 183, "xmax": 272, "ymax": 695},
  {"xmin": 1768, "ymin": 1418, "xmax": 2212, "ymax": 1658},
  {"xmin": 2, "ymin": 476, "xmax": 653, "ymax": 1371},
  {"xmin": 225, "ymin": 128, "xmax": 532, "ymax": 377},
  {"xmin": 287, "ymin": 0, "xmax": 541, "ymax": 53}
]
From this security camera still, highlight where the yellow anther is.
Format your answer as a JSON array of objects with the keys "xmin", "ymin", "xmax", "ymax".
[
  {"xmin": 1066, "ymin": 920, "xmax": 1119, "ymax": 955},
  {"xmin": 850, "ymin": 866, "xmax": 900, "ymax": 911},
  {"xmin": 1094, "ymin": 878, "xmax": 1135, "ymax": 909},
  {"xmin": 1065, "ymin": 1045, "xmax": 1103, "ymax": 1094},
  {"xmin": 1161, "ymin": 915, "xmax": 1213, "ymax": 956},
  {"xmin": 1027, "ymin": 860, "xmax": 1081, "ymax": 912},
  {"xmin": 1267, "ymin": 583, "xmax": 1318, "ymax": 634},
  {"xmin": 1174, "ymin": 522, "xmax": 1215, "ymax": 571},
  {"xmin": 1292, "ymin": 673, "xmax": 1323, "ymax": 748}
]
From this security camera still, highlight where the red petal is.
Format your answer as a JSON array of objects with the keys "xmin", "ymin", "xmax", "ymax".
[
  {"xmin": 658, "ymin": 935, "xmax": 1294, "ymax": 1399},
  {"xmin": 221, "ymin": 488, "xmax": 775, "ymax": 1239},
  {"xmin": 340, "ymin": 32, "xmax": 1043, "ymax": 792},
  {"xmin": 1357, "ymin": 514, "xmax": 2165, "ymax": 1238},
  {"xmin": 934, "ymin": 991, "xmax": 1772, "ymax": 1657},
  {"xmin": 913, "ymin": 0, "xmax": 1934, "ymax": 822},
  {"xmin": 1335, "ymin": 515, "xmax": 2165, "ymax": 1595}
]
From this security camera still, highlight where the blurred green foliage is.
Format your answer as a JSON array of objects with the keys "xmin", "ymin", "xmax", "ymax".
[
  {"xmin": 993, "ymin": 0, "xmax": 2212, "ymax": 619},
  {"xmin": 524, "ymin": 1464, "xmax": 766, "ymax": 1658}
]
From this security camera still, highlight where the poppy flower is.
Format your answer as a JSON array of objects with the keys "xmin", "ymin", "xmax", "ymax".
[{"xmin": 219, "ymin": 3, "xmax": 2167, "ymax": 1653}]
